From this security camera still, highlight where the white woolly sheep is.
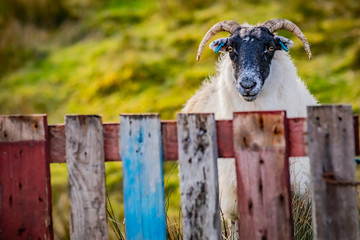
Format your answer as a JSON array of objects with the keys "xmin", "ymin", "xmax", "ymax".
[{"xmin": 182, "ymin": 18, "xmax": 317, "ymax": 224}]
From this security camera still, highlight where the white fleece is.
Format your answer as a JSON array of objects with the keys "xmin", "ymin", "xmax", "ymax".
[{"xmin": 182, "ymin": 50, "xmax": 317, "ymax": 221}]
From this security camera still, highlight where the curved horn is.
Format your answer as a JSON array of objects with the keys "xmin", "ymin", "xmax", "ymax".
[
  {"xmin": 263, "ymin": 18, "xmax": 312, "ymax": 59},
  {"xmin": 196, "ymin": 20, "xmax": 240, "ymax": 61}
]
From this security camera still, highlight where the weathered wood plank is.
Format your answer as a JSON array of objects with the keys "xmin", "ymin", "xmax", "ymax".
[
  {"xmin": 47, "ymin": 117, "xmax": 360, "ymax": 162},
  {"xmin": 161, "ymin": 120, "xmax": 178, "ymax": 161},
  {"xmin": 120, "ymin": 114, "xmax": 166, "ymax": 240},
  {"xmin": 0, "ymin": 115, "xmax": 53, "ymax": 239},
  {"xmin": 65, "ymin": 115, "xmax": 108, "ymax": 240},
  {"xmin": 49, "ymin": 124, "xmax": 65, "ymax": 163},
  {"xmin": 0, "ymin": 115, "xmax": 46, "ymax": 142},
  {"xmin": 233, "ymin": 111, "xmax": 293, "ymax": 240},
  {"xmin": 104, "ymin": 123, "xmax": 120, "ymax": 161},
  {"xmin": 49, "ymin": 123, "xmax": 120, "ymax": 163},
  {"xmin": 287, "ymin": 118, "xmax": 307, "ymax": 157},
  {"xmin": 308, "ymin": 105, "xmax": 359, "ymax": 240},
  {"xmin": 177, "ymin": 113, "xmax": 221, "ymax": 240},
  {"xmin": 217, "ymin": 120, "xmax": 234, "ymax": 158}
]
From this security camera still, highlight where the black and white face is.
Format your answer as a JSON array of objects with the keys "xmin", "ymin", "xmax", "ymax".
[{"xmin": 210, "ymin": 27, "xmax": 293, "ymax": 101}]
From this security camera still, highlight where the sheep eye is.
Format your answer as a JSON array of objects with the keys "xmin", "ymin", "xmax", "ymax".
[
  {"xmin": 268, "ymin": 46, "xmax": 275, "ymax": 52},
  {"xmin": 227, "ymin": 46, "xmax": 234, "ymax": 52}
]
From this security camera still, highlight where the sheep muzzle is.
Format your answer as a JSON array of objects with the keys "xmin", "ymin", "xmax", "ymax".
[{"xmin": 236, "ymin": 71, "xmax": 263, "ymax": 102}]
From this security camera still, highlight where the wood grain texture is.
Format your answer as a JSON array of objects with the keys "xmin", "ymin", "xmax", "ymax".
[
  {"xmin": 161, "ymin": 120, "xmax": 178, "ymax": 161},
  {"xmin": 0, "ymin": 115, "xmax": 53, "ymax": 239},
  {"xmin": 49, "ymin": 124, "xmax": 65, "ymax": 163},
  {"xmin": 307, "ymin": 105, "xmax": 359, "ymax": 240},
  {"xmin": 120, "ymin": 114, "xmax": 166, "ymax": 240},
  {"xmin": 0, "ymin": 115, "xmax": 46, "ymax": 142},
  {"xmin": 177, "ymin": 113, "xmax": 221, "ymax": 240},
  {"xmin": 287, "ymin": 118, "xmax": 307, "ymax": 157},
  {"xmin": 104, "ymin": 123, "xmax": 120, "ymax": 161},
  {"xmin": 233, "ymin": 111, "xmax": 293, "ymax": 240},
  {"xmin": 47, "ymin": 117, "xmax": 360, "ymax": 162},
  {"xmin": 65, "ymin": 115, "xmax": 108, "ymax": 240},
  {"xmin": 216, "ymin": 120, "xmax": 234, "ymax": 158}
]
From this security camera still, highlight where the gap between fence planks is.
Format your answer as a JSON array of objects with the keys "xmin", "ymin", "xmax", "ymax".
[{"xmin": 49, "ymin": 116, "xmax": 359, "ymax": 163}]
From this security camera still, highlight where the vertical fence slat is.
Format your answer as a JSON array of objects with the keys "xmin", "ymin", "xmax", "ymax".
[
  {"xmin": 177, "ymin": 113, "xmax": 221, "ymax": 240},
  {"xmin": 233, "ymin": 111, "xmax": 293, "ymax": 240},
  {"xmin": 0, "ymin": 115, "xmax": 53, "ymax": 239},
  {"xmin": 65, "ymin": 115, "xmax": 108, "ymax": 239},
  {"xmin": 308, "ymin": 105, "xmax": 359, "ymax": 240},
  {"xmin": 120, "ymin": 114, "xmax": 166, "ymax": 240}
]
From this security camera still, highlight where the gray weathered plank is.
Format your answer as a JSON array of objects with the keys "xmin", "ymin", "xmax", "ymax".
[
  {"xmin": 65, "ymin": 115, "xmax": 108, "ymax": 240},
  {"xmin": 233, "ymin": 111, "xmax": 293, "ymax": 240},
  {"xmin": 308, "ymin": 105, "xmax": 359, "ymax": 240},
  {"xmin": 177, "ymin": 113, "xmax": 221, "ymax": 240}
]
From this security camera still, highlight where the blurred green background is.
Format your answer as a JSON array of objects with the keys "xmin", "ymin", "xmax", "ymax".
[{"xmin": 1, "ymin": 0, "xmax": 359, "ymax": 239}]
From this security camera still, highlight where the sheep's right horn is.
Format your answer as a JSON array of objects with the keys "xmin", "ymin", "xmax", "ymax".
[
  {"xmin": 263, "ymin": 18, "xmax": 312, "ymax": 59},
  {"xmin": 197, "ymin": 20, "xmax": 240, "ymax": 61}
]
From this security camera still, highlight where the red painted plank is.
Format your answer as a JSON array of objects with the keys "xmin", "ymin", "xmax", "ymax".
[
  {"xmin": 49, "ymin": 123, "xmax": 121, "ymax": 162},
  {"xmin": 104, "ymin": 123, "xmax": 120, "ymax": 161},
  {"xmin": 49, "ymin": 124, "xmax": 65, "ymax": 163},
  {"xmin": 233, "ymin": 111, "xmax": 293, "ymax": 240},
  {"xmin": 47, "ymin": 116, "xmax": 360, "ymax": 163},
  {"xmin": 161, "ymin": 120, "xmax": 178, "ymax": 161},
  {"xmin": 287, "ymin": 118, "xmax": 307, "ymax": 157},
  {"xmin": 354, "ymin": 115, "xmax": 359, "ymax": 156},
  {"xmin": 0, "ymin": 115, "xmax": 53, "ymax": 240},
  {"xmin": 216, "ymin": 120, "xmax": 234, "ymax": 158}
]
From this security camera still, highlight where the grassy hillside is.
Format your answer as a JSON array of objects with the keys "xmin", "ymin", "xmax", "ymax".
[
  {"xmin": 1, "ymin": 0, "xmax": 359, "ymax": 123},
  {"xmin": 1, "ymin": 0, "xmax": 359, "ymax": 239}
]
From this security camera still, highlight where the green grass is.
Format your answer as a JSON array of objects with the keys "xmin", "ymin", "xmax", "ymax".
[
  {"xmin": 1, "ymin": 0, "xmax": 359, "ymax": 123},
  {"xmin": 50, "ymin": 161, "xmax": 181, "ymax": 240}
]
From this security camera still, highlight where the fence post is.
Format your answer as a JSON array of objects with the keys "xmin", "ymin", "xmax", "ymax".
[
  {"xmin": 307, "ymin": 105, "xmax": 359, "ymax": 240},
  {"xmin": 120, "ymin": 114, "xmax": 166, "ymax": 240},
  {"xmin": 177, "ymin": 113, "xmax": 221, "ymax": 240},
  {"xmin": 233, "ymin": 111, "xmax": 293, "ymax": 240},
  {"xmin": 0, "ymin": 115, "xmax": 53, "ymax": 239},
  {"xmin": 65, "ymin": 115, "xmax": 108, "ymax": 239}
]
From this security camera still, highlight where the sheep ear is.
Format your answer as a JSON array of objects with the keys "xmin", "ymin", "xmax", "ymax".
[
  {"xmin": 274, "ymin": 36, "xmax": 294, "ymax": 52},
  {"xmin": 209, "ymin": 37, "xmax": 228, "ymax": 53}
]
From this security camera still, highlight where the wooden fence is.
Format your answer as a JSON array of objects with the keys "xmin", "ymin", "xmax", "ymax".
[{"xmin": 0, "ymin": 105, "xmax": 359, "ymax": 240}]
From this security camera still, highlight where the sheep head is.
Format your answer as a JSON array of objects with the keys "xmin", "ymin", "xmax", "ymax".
[{"xmin": 196, "ymin": 18, "xmax": 312, "ymax": 102}]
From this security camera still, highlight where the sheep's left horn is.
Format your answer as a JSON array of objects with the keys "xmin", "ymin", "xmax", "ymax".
[
  {"xmin": 263, "ymin": 18, "xmax": 312, "ymax": 59},
  {"xmin": 197, "ymin": 20, "xmax": 240, "ymax": 61}
]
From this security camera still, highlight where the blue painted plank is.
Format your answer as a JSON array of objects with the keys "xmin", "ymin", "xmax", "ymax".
[{"xmin": 120, "ymin": 114, "xmax": 166, "ymax": 240}]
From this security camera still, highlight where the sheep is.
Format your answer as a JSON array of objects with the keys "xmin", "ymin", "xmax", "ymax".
[{"xmin": 182, "ymin": 18, "xmax": 317, "ymax": 225}]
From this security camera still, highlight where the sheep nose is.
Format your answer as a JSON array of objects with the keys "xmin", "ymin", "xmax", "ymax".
[{"xmin": 240, "ymin": 81, "xmax": 256, "ymax": 91}]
